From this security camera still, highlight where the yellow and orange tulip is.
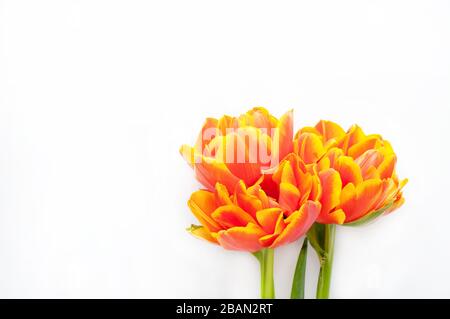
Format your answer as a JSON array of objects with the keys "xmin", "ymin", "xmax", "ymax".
[
  {"xmin": 295, "ymin": 120, "xmax": 407, "ymax": 224},
  {"xmin": 187, "ymin": 180, "xmax": 320, "ymax": 252},
  {"xmin": 180, "ymin": 107, "xmax": 293, "ymax": 192}
]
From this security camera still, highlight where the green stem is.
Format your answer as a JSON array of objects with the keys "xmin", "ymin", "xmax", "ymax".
[
  {"xmin": 256, "ymin": 248, "xmax": 275, "ymax": 299},
  {"xmin": 291, "ymin": 238, "xmax": 308, "ymax": 299},
  {"xmin": 316, "ymin": 224, "xmax": 336, "ymax": 299}
]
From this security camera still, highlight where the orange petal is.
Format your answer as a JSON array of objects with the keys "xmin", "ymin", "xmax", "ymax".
[
  {"xmin": 339, "ymin": 125, "xmax": 366, "ymax": 153},
  {"xmin": 188, "ymin": 191, "xmax": 222, "ymax": 232},
  {"xmin": 279, "ymin": 182, "xmax": 301, "ymax": 213},
  {"xmin": 315, "ymin": 120, "xmax": 346, "ymax": 142},
  {"xmin": 187, "ymin": 225, "xmax": 218, "ymax": 244},
  {"xmin": 211, "ymin": 205, "xmax": 257, "ymax": 228},
  {"xmin": 214, "ymin": 183, "xmax": 233, "ymax": 206},
  {"xmin": 347, "ymin": 136, "xmax": 381, "ymax": 159},
  {"xmin": 256, "ymin": 208, "xmax": 284, "ymax": 234},
  {"xmin": 355, "ymin": 150, "xmax": 383, "ymax": 172},
  {"xmin": 260, "ymin": 173, "xmax": 279, "ymax": 199},
  {"xmin": 318, "ymin": 169, "xmax": 342, "ymax": 216},
  {"xmin": 217, "ymin": 223, "xmax": 266, "ymax": 252},
  {"xmin": 280, "ymin": 159, "xmax": 297, "ymax": 185},
  {"xmin": 377, "ymin": 154, "xmax": 397, "ymax": 179},
  {"xmin": 194, "ymin": 156, "xmax": 240, "ymax": 192},
  {"xmin": 336, "ymin": 156, "xmax": 363, "ymax": 186},
  {"xmin": 273, "ymin": 109, "xmax": 294, "ymax": 163},
  {"xmin": 341, "ymin": 179, "xmax": 383, "ymax": 223},
  {"xmin": 189, "ymin": 190, "xmax": 217, "ymax": 215},
  {"xmin": 294, "ymin": 133, "xmax": 326, "ymax": 164},
  {"xmin": 298, "ymin": 126, "xmax": 320, "ymax": 137},
  {"xmin": 270, "ymin": 201, "xmax": 321, "ymax": 248},
  {"xmin": 215, "ymin": 131, "xmax": 263, "ymax": 186},
  {"xmin": 259, "ymin": 234, "xmax": 279, "ymax": 247},
  {"xmin": 180, "ymin": 145, "xmax": 195, "ymax": 168},
  {"xmin": 234, "ymin": 181, "xmax": 263, "ymax": 218},
  {"xmin": 194, "ymin": 118, "xmax": 219, "ymax": 152}
]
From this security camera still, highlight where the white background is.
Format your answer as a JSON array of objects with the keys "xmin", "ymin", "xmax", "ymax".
[{"xmin": 1, "ymin": 0, "xmax": 449, "ymax": 298}]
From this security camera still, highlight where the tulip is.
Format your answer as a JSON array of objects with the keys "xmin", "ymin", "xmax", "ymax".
[
  {"xmin": 186, "ymin": 179, "xmax": 321, "ymax": 298},
  {"xmin": 180, "ymin": 107, "xmax": 293, "ymax": 193},
  {"xmin": 293, "ymin": 120, "xmax": 407, "ymax": 298},
  {"xmin": 295, "ymin": 120, "xmax": 407, "ymax": 225}
]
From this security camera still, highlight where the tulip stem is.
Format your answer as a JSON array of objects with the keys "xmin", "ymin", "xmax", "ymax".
[
  {"xmin": 316, "ymin": 224, "xmax": 336, "ymax": 299},
  {"xmin": 255, "ymin": 248, "xmax": 275, "ymax": 299}
]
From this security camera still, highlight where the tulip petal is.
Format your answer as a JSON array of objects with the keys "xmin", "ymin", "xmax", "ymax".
[
  {"xmin": 339, "ymin": 125, "xmax": 366, "ymax": 153},
  {"xmin": 377, "ymin": 154, "xmax": 397, "ymax": 179},
  {"xmin": 194, "ymin": 118, "xmax": 219, "ymax": 152},
  {"xmin": 194, "ymin": 156, "xmax": 240, "ymax": 192},
  {"xmin": 214, "ymin": 183, "xmax": 233, "ymax": 206},
  {"xmin": 180, "ymin": 145, "xmax": 195, "ymax": 168},
  {"xmin": 270, "ymin": 201, "xmax": 321, "ymax": 248},
  {"xmin": 187, "ymin": 224, "xmax": 218, "ymax": 244},
  {"xmin": 327, "ymin": 208, "xmax": 346, "ymax": 225},
  {"xmin": 234, "ymin": 181, "xmax": 263, "ymax": 218},
  {"xmin": 256, "ymin": 208, "xmax": 284, "ymax": 234},
  {"xmin": 259, "ymin": 234, "xmax": 279, "ymax": 247},
  {"xmin": 211, "ymin": 205, "xmax": 257, "ymax": 228},
  {"xmin": 273, "ymin": 109, "xmax": 294, "ymax": 163},
  {"xmin": 348, "ymin": 136, "xmax": 381, "ymax": 159},
  {"xmin": 295, "ymin": 133, "xmax": 326, "ymax": 164},
  {"xmin": 341, "ymin": 179, "xmax": 383, "ymax": 222},
  {"xmin": 188, "ymin": 191, "xmax": 222, "ymax": 232},
  {"xmin": 336, "ymin": 156, "xmax": 363, "ymax": 186},
  {"xmin": 217, "ymin": 223, "xmax": 266, "ymax": 252},
  {"xmin": 315, "ymin": 120, "xmax": 346, "ymax": 142},
  {"xmin": 318, "ymin": 168, "xmax": 342, "ymax": 217},
  {"xmin": 279, "ymin": 182, "xmax": 301, "ymax": 213}
]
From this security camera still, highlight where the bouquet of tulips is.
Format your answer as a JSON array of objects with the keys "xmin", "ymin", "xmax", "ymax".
[{"xmin": 180, "ymin": 107, "xmax": 407, "ymax": 299}]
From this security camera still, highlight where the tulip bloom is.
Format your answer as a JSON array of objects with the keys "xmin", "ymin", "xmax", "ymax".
[
  {"xmin": 187, "ymin": 180, "xmax": 320, "ymax": 252},
  {"xmin": 186, "ymin": 179, "xmax": 320, "ymax": 298},
  {"xmin": 293, "ymin": 120, "xmax": 407, "ymax": 299},
  {"xmin": 295, "ymin": 120, "xmax": 407, "ymax": 225},
  {"xmin": 180, "ymin": 107, "xmax": 293, "ymax": 193}
]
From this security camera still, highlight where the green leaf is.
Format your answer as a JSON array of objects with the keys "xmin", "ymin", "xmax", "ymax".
[
  {"xmin": 291, "ymin": 238, "xmax": 308, "ymax": 299},
  {"xmin": 343, "ymin": 202, "xmax": 394, "ymax": 227}
]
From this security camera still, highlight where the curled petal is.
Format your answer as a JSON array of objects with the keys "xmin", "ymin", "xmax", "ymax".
[
  {"xmin": 336, "ymin": 156, "xmax": 363, "ymax": 186},
  {"xmin": 272, "ymin": 109, "xmax": 294, "ymax": 164},
  {"xmin": 317, "ymin": 169, "xmax": 342, "ymax": 220},
  {"xmin": 217, "ymin": 223, "xmax": 266, "ymax": 252},
  {"xmin": 234, "ymin": 181, "xmax": 263, "ymax": 218},
  {"xmin": 211, "ymin": 205, "xmax": 257, "ymax": 228},
  {"xmin": 295, "ymin": 133, "xmax": 326, "ymax": 164},
  {"xmin": 256, "ymin": 208, "xmax": 284, "ymax": 234},
  {"xmin": 188, "ymin": 191, "xmax": 222, "ymax": 232},
  {"xmin": 187, "ymin": 225, "xmax": 218, "ymax": 244},
  {"xmin": 347, "ymin": 136, "xmax": 381, "ymax": 159},
  {"xmin": 279, "ymin": 182, "xmax": 301, "ymax": 213},
  {"xmin": 339, "ymin": 125, "xmax": 366, "ymax": 153},
  {"xmin": 315, "ymin": 120, "xmax": 346, "ymax": 142},
  {"xmin": 214, "ymin": 183, "xmax": 233, "ymax": 206},
  {"xmin": 341, "ymin": 179, "xmax": 383, "ymax": 223},
  {"xmin": 270, "ymin": 201, "xmax": 321, "ymax": 248},
  {"xmin": 377, "ymin": 153, "xmax": 397, "ymax": 179},
  {"xmin": 180, "ymin": 145, "xmax": 195, "ymax": 168},
  {"xmin": 194, "ymin": 118, "xmax": 219, "ymax": 152},
  {"xmin": 194, "ymin": 156, "xmax": 240, "ymax": 192}
]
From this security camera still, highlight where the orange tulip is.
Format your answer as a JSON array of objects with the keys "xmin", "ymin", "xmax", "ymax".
[
  {"xmin": 180, "ymin": 107, "xmax": 293, "ymax": 193},
  {"xmin": 187, "ymin": 180, "xmax": 320, "ymax": 252},
  {"xmin": 294, "ymin": 120, "xmax": 407, "ymax": 224}
]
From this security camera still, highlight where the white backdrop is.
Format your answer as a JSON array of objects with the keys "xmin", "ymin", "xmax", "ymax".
[{"xmin": 1, "ymin": 0, "xmax": 449, "ymax": 298}]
